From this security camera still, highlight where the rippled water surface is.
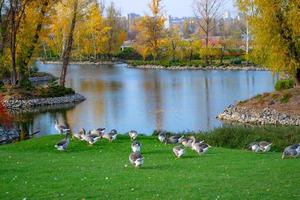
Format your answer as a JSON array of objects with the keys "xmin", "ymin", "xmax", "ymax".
[{"xmin": 17, "ymin": 63, "xmax": 277, "ymax": 135}]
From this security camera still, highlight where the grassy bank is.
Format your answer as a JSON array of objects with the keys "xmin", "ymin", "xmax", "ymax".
[
  {"xmin": 1, "ymin": 135, "xmax": 299, "ymax": 199},
  {"xmin": 176, "ymin": 125, "xmax": 300, "ymax": 152}
]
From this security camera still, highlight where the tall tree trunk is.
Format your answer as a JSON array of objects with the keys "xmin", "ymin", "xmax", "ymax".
[
  {"xmin": 60, "ymin": 0, "xmax": 78, "ymax": 87},
  {"xmin": 10, "ymin": 0, "xmax": 17, "ymax": 85},
  {"xmin": 0, "ymin": 0, "xmax": 5, "ymax": 54},
  {"xmin": 296, "ymin": 68, "xmax": 300, "ymax": 86},
  {"xmin": 205, "ymin": 31, "xmax": 209, "ymax": 65},
  {"xmin": 18, "ymin": 1, "xmax": 49, "ymax": 81}
]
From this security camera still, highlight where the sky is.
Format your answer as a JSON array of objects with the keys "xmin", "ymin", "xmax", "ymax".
[{"xmin": 103, "ymin": 0, "xmax": 237, "ymax": 17}]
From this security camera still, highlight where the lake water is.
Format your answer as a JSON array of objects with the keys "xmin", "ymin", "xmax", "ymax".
[{"xmin": 16, "ymin": 63, "xmax": 277, "ymax": 136}]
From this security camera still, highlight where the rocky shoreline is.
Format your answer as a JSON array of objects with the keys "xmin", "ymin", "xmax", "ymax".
[
  {"xmin": 4, "ymin": 93, "xmax": 86, "ymax": 111},
  {"xmin": 0, "ymin": 127, "xmax": 19, "ymax": 145},
  {"xmin": 217, "ymin": 105, "xmax": 300, "ymax": 126},
  {"xmin": 127, "ymin": 65, "xmax": 268, "ymax": 71}
]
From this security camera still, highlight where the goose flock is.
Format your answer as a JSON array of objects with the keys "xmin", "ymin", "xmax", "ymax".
[{"xmin": 54, "ymin": 121, "xmax": 300, "ymax": 167}]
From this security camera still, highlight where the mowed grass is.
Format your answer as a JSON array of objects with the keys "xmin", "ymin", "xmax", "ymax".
[{"xmin": 0, "ymin": 135, "xmax": 300, "ymax": 200}]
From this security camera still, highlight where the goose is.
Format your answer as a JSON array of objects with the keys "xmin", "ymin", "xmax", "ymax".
[
  {"xmin": 73, "ymin": 128, "xmax": 85, "ymax": 140},
  {"xmin": 55, "ymin": 131, "xmax": 71, "ymax": 151},
  {"xmin": 158, "ymin": 132, "xmax": 166, "ymax": 143},
  {"xmin": 192, "ymin": 142, "xmax": 211, "ymax": 155},
  {"xmin": 54, "ymin": 120, "xmax": 70, "ymax": 134},
  {"xmin": 190, "ymin": 136, "xmax": 204, "ymax": 146},
  {"xmin": 282, "ymin": 144, "xmax": 300, "ymax": 159},
  {"xmin": 259, "ymin": 141, "xmax": 272, "ymax": 152},
  {"xmin": 103, "ymin": 129, "xmax": 118, "ymax": 142},
  {"xmin": 173, "ymin": 146, "xmax": 185, "ymax": 158},
  {"xmin": 248, "ymin": 142, "xmax": 260, "ymax": 152},
  {"xmin": 181, "ymin": 138, "xmax": 193, "ymax": 148},
  {"xmin": 178, "ymin": 136, "xmax": 185, "ymax": 144},
  {"xmin": 129, "ymin": 152, "xmax": 144, "ymax": 168},
  {"xmin": 129, "ymin": 130, "xmax": 138, "ymax": 140},
  {"xmin": 165, "ymin": 135, "xmax": 182, "ymax": 144},
  {"xmin": 81, "ymin": 129, "xmax": 102, "ymax": 145},
  {"xmin": 90, "ymin": 128, "xmax": 106, "ymax": 137},
  {"xmin": 131, "ymin": 140, "xmax": 141, "ymax": 153}
]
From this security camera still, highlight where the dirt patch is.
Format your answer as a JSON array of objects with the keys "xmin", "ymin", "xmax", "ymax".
[{"xmin": 237, "ymin": 88, "xmax": 300, "ymax": 117}]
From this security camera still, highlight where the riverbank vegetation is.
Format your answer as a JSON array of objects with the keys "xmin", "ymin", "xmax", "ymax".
[{"xmin": 1, "ymin": 133, "xmax": 299, "ymax": 199}]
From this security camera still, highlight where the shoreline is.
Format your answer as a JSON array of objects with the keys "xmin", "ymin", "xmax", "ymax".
[
  {"xmin": 217, "ymin": 105, "xmax": 300, "ymax": 126},
  {"xmin": 4, "ymin": 93, "xmax": 86, "ymax": 111},
  {"xmin": 39, "ymin": 60, "xmax": 269, "ymax": 71},
  {"xmin": 41, "ymin": 60, "xmax": 123, "ymax": 65},
  {"xmin": 127, "ymin": 64, "xmax": 268, "ymax": 71}
]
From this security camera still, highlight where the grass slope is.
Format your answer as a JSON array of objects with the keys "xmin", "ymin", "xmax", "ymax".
[{"xmin": 0, "ymin": 135, "xmax": 299, "ymax": 200}]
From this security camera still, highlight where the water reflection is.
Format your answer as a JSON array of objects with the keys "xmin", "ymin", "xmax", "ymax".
[{"xmin": 10, "ymin": 63, "xmax": 277, "ymax": 135}]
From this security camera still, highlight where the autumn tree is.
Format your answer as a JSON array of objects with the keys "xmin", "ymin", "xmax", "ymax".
[
  {"xmin": 193, "ymin": 0, "xmax": 222, "ymax": 64},
  {"xmin": 70, "ymin": 0, "xmax": 109, "ymax": 60},
  {"xmin": 178, "ymin": 37, "xmax": 202, "ymax": 61},
  {"xmin": 166, "ymin": 27, "xmax": 181, "ymax": 61},
  {"xmin": 82, "ymin": 1, "xmax": 108, "ymax": 59},
  {"xmin": 134, "ymin": 0, "xmax": 166, "ymax": 61},
  {"xmin": 103, "ymin": 2, "xmax": 126, "ymax": 58},
  {"xmin": 0, "ymin": 0, "xmax": 10, "ymax": 78},
  {"xmin": 237, "ymin": 0, "xmax": 300, "ymax": 85},
  {"xmin": 0, "ymin": 0, "xmax": 54, "ymax": 85}
]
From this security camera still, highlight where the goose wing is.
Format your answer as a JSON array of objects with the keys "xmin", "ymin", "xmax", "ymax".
[{"xmin": 56, "ymin": 138, "xmax": 67, "ymax": 146}]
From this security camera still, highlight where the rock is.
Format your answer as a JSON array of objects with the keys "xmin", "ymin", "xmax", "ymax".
[
  {"xmin": 4, "ymin": 93, "xmax": 86, "ymax": 111},
  {"xmin": 0, "ymin": 127, "xmax": 19, "ymax": 145},
  {"xmin": 217, "ymin": 105, "xmax": 300, "ymax": 126}
]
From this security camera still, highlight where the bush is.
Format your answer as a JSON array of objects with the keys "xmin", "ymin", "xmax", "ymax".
[
  {"xmin": 275, "ymin": 79, "xmax": 295, "ymax": 91},
  {"xmin": 20, "ymin": 79, "xmax": 33, "ymax": 90},
  {"xmin": 230, "ymin": 57, "xmax": 242, "ymax": 65},
  {"xmin": 38, "ymin": 81, "xmax": 75, "ymax": 98},
  {"xmin": 280, "ymin": 93, "xmax": 292, "ymax": 104},
  {"xmin": 115, "ymin": 48, "xmax": 142, "ymax": 60}
]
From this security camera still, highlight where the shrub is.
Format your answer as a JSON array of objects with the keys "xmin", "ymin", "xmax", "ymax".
[
  {"xmin": 275, "ymin": 79, "xmax": 295, "ymax": 91},
  {"xmin": 280, "ymin": 93, "xmax": 292, "ymax": 104},
  {"xmin": 20, "ymin": 79, "xmax": 33, "ymax": 90},
  {"xmin": 0, "ymin": 95, "xmax": 13, "ymax": 127},
  {"xmin": 0, "ymin": 81, "xmax": 4, "ymax": 89},
  {"xmin": 38, "ymin": 81, "xmax": 75, "ymax": 98},
  {"xmin": 230, "ymin": 57, "xmax": 242, "ymax": 65},
  {"xmin": 116, "ymin": 48, "xmax": 142, "ymax": 60}
]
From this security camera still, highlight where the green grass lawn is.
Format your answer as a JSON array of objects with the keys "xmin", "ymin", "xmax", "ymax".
[{"xmin": 0, "ymin": 135, "xmax": 299, "ymax": 200}]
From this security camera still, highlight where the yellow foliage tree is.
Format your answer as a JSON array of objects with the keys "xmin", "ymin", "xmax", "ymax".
[
  {"xmin": 134, "ymin": 0, "xmax": 166, "ymax": 61},
  {"xmin": 237, "ymin": 0, "xmax": 300, "ymax": 85},
  {"xmin": 166, "ymin": 27, "xmax": 181, "ymax": 61},
  {"xmin": 1, "ymin": 0, "xmax": 55, "ymax": 85},
  {"xmin": 103, "ymin": 2, "xmax": 126, "ymax": 57}
]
